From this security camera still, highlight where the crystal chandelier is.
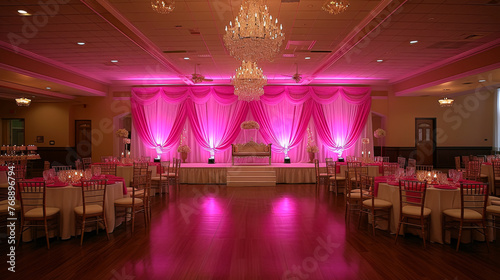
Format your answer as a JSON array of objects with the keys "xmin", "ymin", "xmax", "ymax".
[
  {"xmin": 224, "ymin": 0, "xmax": 284, "ymax": 62},
  {"xmin": 232, "ymin": 61, "xmax": 267, "ymax": 102},
  {"xmin": 438, "ymin": 97, "xmax": 454, "ymax": 107},
  {"xmin": 15, "ymin": 97, "xmax": 31, "ymax": 106},
  {"xmin": 151, "ymin": 0, "xmax": 175, "ymax": 14},
  {"xmin": 322, "ymin": 1, "xmax": 350, "ymax": 15}
]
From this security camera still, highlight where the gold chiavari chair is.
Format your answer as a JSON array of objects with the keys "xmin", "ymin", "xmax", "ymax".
[
  {"xmin": 115, "ymin": 171, "xmax": 152, "ymax": 232},
  {"xmin": 395, "ymin": 180, "xmax": 431, "ymax": 248},
  {"xmin": 442, "ymin": 182, "xmax": 489, "ymax": 252},
  {"xmin": 397, "ymin": 157, "xmax": 406, "ymax": 169},
  {"xmin": 415, "ymin": 165, "xmax": 433, "ymax": 172},
  {"xmin": 82, "ymin": 157, "xmax": 92, "ymax": 170},
  {"xmin": 18, "ymin": 181, "xmax": 60, "ymax": 249},
  {"xmin": 383, "ymin": 162, "xmax": 398, "ymax": 176},
  {"xmin": 314, "ymin": 159, "xmax": 328, "ymax": 190},
  {"xmin": 74, "ymin": 179, "xmax": 108, "ymax": 245},
  {"xmin": 326, "ymin": 160, "xmax": 345, "ymax": 195},
  {"xmin": 358, "ymin": 175, "xmax": 392, "ymax": 235},
  {"xmin": 151, "ymin": 161, "xmax": 170, "ymax": 196},
  {"xmin": 493, "ymin": 159, "xmax": 500, "ymax": 196},
  {"xmin": 100, "ymin": 163, "xmax": 117, "ymax": 176}
]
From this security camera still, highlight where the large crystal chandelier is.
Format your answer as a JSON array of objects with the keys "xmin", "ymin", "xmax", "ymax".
[
  {"xmin": 322, "ymin": 1, "xmax": 350, "ymax": 15},
  {"xmin": 151, "ymin": 0, "xmax": 175, "ymax": 14},
  {"xmin": 232, "ymin": 61, "xmax": 267, "ymax": 101},
  {"xmin": 224, "ymin": 0, "xmax": 284, "ymax": 62}
]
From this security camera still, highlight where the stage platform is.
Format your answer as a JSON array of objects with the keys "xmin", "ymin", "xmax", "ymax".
[{"xmin": 178, "ymin": 163, "xmax": 316, "ymax": 184}]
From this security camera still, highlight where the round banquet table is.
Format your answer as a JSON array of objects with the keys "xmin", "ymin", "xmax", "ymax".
[
  {"xmin": 21, "ymin": 182, "xmax": 126, "ymax": 241},
  {"xmin": 376, "ymin": 182, "xmax": 494, "ymax": 244}
]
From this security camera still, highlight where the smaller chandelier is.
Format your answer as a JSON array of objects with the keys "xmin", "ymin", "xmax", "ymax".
[
  {"xmin": 232, "ymin": 61, "xmax": 267, "ymax": 102},
  {"xmin": 438, "ymin": 97, "xmax": 454, "ymax": 107},
  {"xmin": 151, "ymin": 0, "xmax": 175, "ymax": 14},
  {"xmin": 322, "ymin": 1, "xmax": 350, "ymax": 15},
  {"xmin": 15, "ymin": 97, "xmax": 31, "ymax": 106},
  {"xmin": 224, "ymin": 0, "xmax": 285, "ymax": 62}
]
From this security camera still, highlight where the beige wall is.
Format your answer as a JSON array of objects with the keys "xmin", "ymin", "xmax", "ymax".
[
  {"xmin": 0, "ymin": 94, "xmax": 130, "ymax": 163},
  {"xmin": 0, "ymin": 101, "xmax": 71, "ymax": 147},
  {"xmin": 1, "ymin": 87, "xmax": 493, "ymax": 161},
  {"xmin": 371, "ymin": 88, "xmax": 495, "ymax": 147},
  {"xmin": 71, "ymin": 95, "xmax": 131, "ymax": 162}
]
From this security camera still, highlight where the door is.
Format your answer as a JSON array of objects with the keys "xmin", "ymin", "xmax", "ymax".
[
  {"xmin": 415, "ymin": 118, "xmax": 435, "ymax": 166},
  {"xmin": 75, "ymin": 120, "xmax": 91, "ymax": 159}
]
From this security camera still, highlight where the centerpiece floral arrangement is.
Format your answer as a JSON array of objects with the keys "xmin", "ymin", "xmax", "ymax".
[
  {"xmin": 362, "ymin": 138, "xmax": 370, "ymax": 144},
  {"xmin": 373, "ymin": 128, "xmax": 386, "ymax": 138},
  {"xmin": 177, "ymin": 144, "xmax": 191, "ymax": 153},
  {"xmin": 116, "ymin": 128, "xmax": 129, "ymax": 138},
  {"xmin": 306, "ymin": 127, "xmax": 319, "ymax": 153},
  {"xmin": 241, "ymin": 120, "xmax": 260, "ymax": 130}
]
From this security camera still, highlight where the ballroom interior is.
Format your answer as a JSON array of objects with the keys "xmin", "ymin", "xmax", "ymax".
[{"xmin": 1, "ymin": 0, "xmax": 500, "ymax": 279}]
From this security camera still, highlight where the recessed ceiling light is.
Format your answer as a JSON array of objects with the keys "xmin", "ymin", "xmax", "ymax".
[
  {"xmin": 183, "ymin": 57, "xmax": 190, "ymax": 60},
  {"xmin": 111, "ymin": 59, "xmax": 118, "ymax": 63},
  {"xmin": 17, "ymin": 10, "xmax": 30, "ymax": 15},
  {"xmin": 410, "ymin": 40, "xmax": 418, "ymax": 44},
  {"xmin": 478, "ymin": 79, "xmax": 486, "ymax": 83},
  {"xmin": 46, "ymin": 87, "xmax": 51, "ymax": 90},
  {"xmin": 376, "ymin": 59, "xmax": 383, "ymax": 63},
  {"xmin": 77, "ymin": 42, "xmax": 85, "ymax": 45},
  {"xmin": 305, "ymin": 57, "xmax": 311, "ymax": 60}
]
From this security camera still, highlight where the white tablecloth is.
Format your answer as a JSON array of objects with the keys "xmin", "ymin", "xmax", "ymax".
[
  {"xmin": 481, "ymin": 164, "xmax": 494, "ymax": 192},
  {"xmin": 22, "ymin": 182, "xmax": 125, "ymax": 241}
]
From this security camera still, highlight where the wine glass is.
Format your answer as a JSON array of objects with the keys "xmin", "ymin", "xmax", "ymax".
[{"xmin": 93, "ymin": 166, "xmax": 101, "ymax": 177}]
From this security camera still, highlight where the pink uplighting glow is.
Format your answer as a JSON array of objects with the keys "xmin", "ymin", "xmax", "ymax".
[
  {"xmin": 131, "ymin": 86, "xmax": 371, "ymax": 162},
  {"xmin": 202, "ymin": 197, "xmax": 223, "ymax": 216},
  {"xmin": 273, "ymin": 196, "xmax": 296, "ymax": 215}
]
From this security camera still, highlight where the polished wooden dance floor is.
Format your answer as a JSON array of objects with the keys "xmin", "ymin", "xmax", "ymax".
[{"xmin": 3, "ymin": 184, "xmax": 499, "ymax": 279}]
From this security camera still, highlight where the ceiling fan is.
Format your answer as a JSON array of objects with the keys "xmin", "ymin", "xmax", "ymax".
[
  {"xmin": 282, "ymin": 63, "xmax": 302, "ymax": 83},
  {"xmin": 190, "ymin": 64, "xmax": 213, "ymax": 83}
]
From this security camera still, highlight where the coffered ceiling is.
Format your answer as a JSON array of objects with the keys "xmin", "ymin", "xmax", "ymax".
[{"xmin": 0, "ymin": 0, "xmax": 499, "ymax": 102}]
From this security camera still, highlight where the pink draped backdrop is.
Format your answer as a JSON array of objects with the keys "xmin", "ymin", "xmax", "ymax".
[{"xmin": 130, "ymin": 86, "xmax": 372, "ymax": 163}]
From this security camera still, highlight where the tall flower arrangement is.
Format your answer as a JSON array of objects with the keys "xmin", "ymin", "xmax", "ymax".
[
  {"xmin": 374, "ymin": 128, "xmax": 386, "ymax": 156},
  {"xmin": 306, "ymin": 127, "xmax": 318, "ymax": 153},
  {"xmin": 177, "ymin": 127, "xmax": 190, "ymax": 162},
  {"xmin": 116, "ymin": 128, "xmax": 129, "ymax": 158}
]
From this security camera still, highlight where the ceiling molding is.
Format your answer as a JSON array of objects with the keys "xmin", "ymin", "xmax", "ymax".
[
  {"xmin": 392, "ymin": 47, "xmax": 500, "ymax": 96},
  {"xmin": 80, "ymin": 0, "xmax": 191, "ymax": 84},
  {"xmin": 390, "ymin": 38, "xmax": 500, "ymax": 84},
  {"xmin": 310, "ymin": 0, "xmax": 408, "ymax": 78},
  {"xmin": 0, "ymin": 80, "xmax": 76, "ymax": 100},
  {"xmin": 0, "ymin": 61, "xmax": 107, "ymax": 97}
]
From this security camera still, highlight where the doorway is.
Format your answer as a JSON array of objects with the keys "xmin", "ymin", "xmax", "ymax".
[
  {"xmin": 415, "ymin": 118, "xmax": 436, "ymax": 166},
  {"xmin": 75, "ymin": 120, "xmax": 91, "ymax": 159}
]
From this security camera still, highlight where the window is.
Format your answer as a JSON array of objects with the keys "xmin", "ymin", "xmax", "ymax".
[{"xmin": 1, "ymin": 118, "xmax": 25, "ymax": 145}]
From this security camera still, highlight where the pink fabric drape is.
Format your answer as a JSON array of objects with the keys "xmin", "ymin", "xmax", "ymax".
[
  {"xmin": 312, "ymin": 88, "xmax": 371, "ymax": 159},
  {"xmin": 250, "ymin": 99, "xmax": 313, "ymax": 154},
  {"xmin": 188, "ymin": 97, "xmax": 249, "ymax": 155},
  {"xmin": 131, "ymin": 93, "xmax": 188, "ymax": 152},
  {"xmin": 130, "ymin": 86, "xmax": 371, "ymax": 162}
]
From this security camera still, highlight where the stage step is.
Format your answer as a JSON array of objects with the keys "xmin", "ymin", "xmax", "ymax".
[{"xmin": 227, "ymin": 168, "xmax": 276, "ymax": 187}]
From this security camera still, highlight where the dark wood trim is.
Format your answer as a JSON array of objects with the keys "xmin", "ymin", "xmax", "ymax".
[
  {"xmin": 36, "ymin": 146, "xmax": 79, "ymax": 168},
  {"xmin": 374, "ymin": 146, "xmax": 493, "ymax": 168}
]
